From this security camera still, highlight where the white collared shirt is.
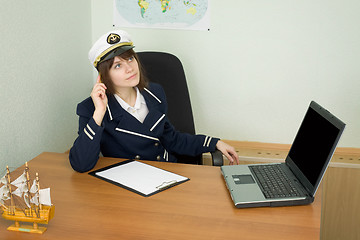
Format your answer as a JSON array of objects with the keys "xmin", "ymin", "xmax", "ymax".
[{"xmin": 114, "ymin": 88, "xmax": 149, "ymax": 123}]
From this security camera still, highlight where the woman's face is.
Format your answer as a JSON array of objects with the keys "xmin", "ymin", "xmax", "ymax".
[{"xmin": 108, "ymin": 55, "xmax": 140, "ymax": 91}]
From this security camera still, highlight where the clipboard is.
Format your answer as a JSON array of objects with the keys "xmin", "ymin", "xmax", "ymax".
[{"xmin": 88, "ymin": 160, "xmax": 190, "ymax": 197}]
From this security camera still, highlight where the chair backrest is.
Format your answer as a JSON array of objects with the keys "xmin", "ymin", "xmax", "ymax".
[{"xmin": 137, "ymin": 51, "xmax": 201, "ymax": 164}]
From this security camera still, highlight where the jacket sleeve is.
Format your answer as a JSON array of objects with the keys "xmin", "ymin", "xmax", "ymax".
[
  {"xmin": 159, "ymin": 118, "xmax": 220, "ymax": 157},
  {"xmin": 69, "ymin": 101, "xmax": 104, "ymax": 172}
]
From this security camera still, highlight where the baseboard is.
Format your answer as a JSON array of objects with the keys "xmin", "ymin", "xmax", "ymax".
[{"xmin": 203, "ymin": 140, "xmax": 360, "ymax": 168}]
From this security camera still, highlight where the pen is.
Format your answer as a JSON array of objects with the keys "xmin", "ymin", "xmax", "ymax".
[{"xmin": 156, "ymin": 180, "xmax": 177, "ymax": 190}]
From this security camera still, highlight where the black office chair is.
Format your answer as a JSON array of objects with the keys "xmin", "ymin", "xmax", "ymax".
[{"xmin": 137, "ymin": 51, "xmax": 223, "ymax": 166}]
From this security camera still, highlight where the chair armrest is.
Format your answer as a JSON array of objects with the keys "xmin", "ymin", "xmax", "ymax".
[{"xmin": 210, "ymin": 150, "xmax": 223, "ymax": 166}]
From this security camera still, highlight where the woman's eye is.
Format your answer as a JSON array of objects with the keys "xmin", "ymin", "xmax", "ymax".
[
  {"xmin": 128, "ymin": 56, "xmax": 134, "ymax": 62},
  {"xmin": 114, "ymin": 63, "xmax": 121, "ymax": 69}
]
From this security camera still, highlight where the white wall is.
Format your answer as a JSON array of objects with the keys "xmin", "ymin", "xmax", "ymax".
[
  {"xmin": 91, "ymin": 0, "xmax": 360, "ymax": 148},
  {"xmin": 0, "ymin": 1, "xmax": 93, "ymax": 172},
  {"xmin": 1, "ymin": 0, "xmax": 358, "ymax": 174}
]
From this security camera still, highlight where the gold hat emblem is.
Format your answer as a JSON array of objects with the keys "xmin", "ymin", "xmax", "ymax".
[{"xmin": 107, "ymin": 33, "xmax": 121, "ymax": 44}]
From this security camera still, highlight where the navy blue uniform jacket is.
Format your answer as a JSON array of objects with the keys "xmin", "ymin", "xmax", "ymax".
[{"xmin": 69, "ymin": 83, "xmax": 219, "ymax": 172}]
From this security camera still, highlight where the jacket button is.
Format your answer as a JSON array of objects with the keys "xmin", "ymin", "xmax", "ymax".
[
  {"xmin": 135, "ymin": 155, "xmax": 141, "ymax": 160},
  {"xmin": 154, "ymin": 142, "xmax": 159, "ymax": 147},
  {"xmin": 156, "ymin": 155, "xmax": 161, "ymax": 161}
]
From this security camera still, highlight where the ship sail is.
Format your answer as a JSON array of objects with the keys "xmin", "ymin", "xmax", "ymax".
[
  {"xmin": 10, "ymin": 171, "xmax": 27, "ymax": 187},
  {"xmin": 29, "ymin": 179, "xmax": 39, "ymax": 205},
  {"xmin": 0, "ymin": 175, "xmax": 7, "ymax": 184},
  {"xmin": 0, "ymin": 185, "xmax": 10, "ymax": 203},
  {"xmin": 39, "ymin": 188, "xmax": 51, "ymax": 206},
  {"xmin": 30, "ymin": 194, "xmax": 39, "ymax": 205},
  {"xmin": 10, "ymin": 171, "xmax": 28, "ymax": 198},
  {"xmin": 12, "ymin": 184, "xmax": 28, "ymax": 198},
  {"xmin": 23, "ymin": 180, "xmax": 38, "ymax": 208},
  {"xmin": 30, "ymin": 180, "xmax": 37, "ymax": 194},
  {"xmin": 30, "ymin": 188, "xmax": 52, "ymax": 206},
  {"xmin": 0, "ymin": 174, "xmax": 10, "ymax": 206}
]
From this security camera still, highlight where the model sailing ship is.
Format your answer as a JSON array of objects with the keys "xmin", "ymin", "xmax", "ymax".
[{"xmin": 0, "ymin": 162, "xmax": 55, "ymax": 234}]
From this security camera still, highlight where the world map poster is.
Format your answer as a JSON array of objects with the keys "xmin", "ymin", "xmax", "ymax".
[{"xmin": 113, "ymin": 0, "xmax": 210, "ymax": 31}]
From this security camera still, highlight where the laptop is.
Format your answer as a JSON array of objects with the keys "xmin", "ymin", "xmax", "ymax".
[{"xmin": 221, "ymin": 101, "xmax": 346, "ymax": 208}]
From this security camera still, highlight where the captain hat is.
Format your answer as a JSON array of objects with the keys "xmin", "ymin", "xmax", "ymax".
[{"xmin": 88, "ymin": 30, "xmax": 134, "ymax": 69}]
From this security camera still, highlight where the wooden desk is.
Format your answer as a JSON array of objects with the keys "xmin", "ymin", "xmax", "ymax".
[
  {"xmin": 0, "ymin": 152, "xmax": 322, "ymax": 240},
  {"xmin": 320, "ymin": 166, "xmax": 360, "ymax": 240}
]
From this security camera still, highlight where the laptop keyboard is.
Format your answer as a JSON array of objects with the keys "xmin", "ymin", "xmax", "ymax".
[{"xmin": 249, "ymin": 164, "xmax": 303, "ymax": 199}]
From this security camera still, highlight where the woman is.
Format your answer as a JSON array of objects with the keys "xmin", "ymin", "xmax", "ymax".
[{"xmin": 69, "ymin": 30, "xmax": 239, "ymax": 172}]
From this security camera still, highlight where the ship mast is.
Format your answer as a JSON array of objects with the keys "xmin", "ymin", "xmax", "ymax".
[
  {"xmin": 6, "ymin": 166, "xmax": 15, "ymax": 215},
  {"xmin": 35, "ymin": 173, "xmax": 42, "ymax": 211},
  {"xmin": 24, "ymin": 162, "xmax": 34, "ymax": 217}
]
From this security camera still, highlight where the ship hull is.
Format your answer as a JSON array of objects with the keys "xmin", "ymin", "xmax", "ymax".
[{"xmin": 2, "ymin": 205, "xmax": 55, "ymax": 234}]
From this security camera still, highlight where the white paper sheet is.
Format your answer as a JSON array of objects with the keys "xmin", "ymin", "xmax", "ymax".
[{"xmin": 95, "ymin": 161, "xmax": 189, "ymax": 196}]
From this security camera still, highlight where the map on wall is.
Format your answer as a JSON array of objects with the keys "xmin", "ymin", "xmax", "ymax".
[{"xmin": 113, "ymin": 0, "xmax": 210, "ymax": 31}]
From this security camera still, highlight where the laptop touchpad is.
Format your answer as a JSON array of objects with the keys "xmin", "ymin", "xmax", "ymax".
[{"xmin": 232, "ymin": 175, "xmax": 255, "ymax": 184}]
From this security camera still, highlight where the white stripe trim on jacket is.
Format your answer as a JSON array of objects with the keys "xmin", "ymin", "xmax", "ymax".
[
  {"xmin": 86, "ymin": 124, "xmax": 95, "ymax": 135},
  {"xmin": 84, "ymin": 128, "xmax": 94, "ymax": 140},
  {"xmin": 115, "ymin": 128, "xmax": 159, "ymax": 141},
  {"xmin": 163, "ymin": 150, "xmax": 169, "ymax": 161},
  {"xmin": 144, "ymin": 88, "xmax": 162, "ymax": 103},
  {"xmin": 150, "ymin": 114, "xmax": 165, "ymax": 131},
  {"xmin": 203, "ymin": 136, "xmax": 212, "ymax": 147},
  {"xmin": 107, "ymin": 104, "xmax": 113, "ymax": 121}
]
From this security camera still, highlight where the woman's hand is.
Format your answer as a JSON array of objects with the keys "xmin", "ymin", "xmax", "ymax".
[
  {"xmin": 216, "ymin": 140, "xmax": 239, "ymax": 165},
  {"xmin": 91, "ymin": 75, "xmax": 108, "ymax": 126}
]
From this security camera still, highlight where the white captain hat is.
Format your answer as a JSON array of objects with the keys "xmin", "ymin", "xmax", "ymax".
[{"xmin": 88, "ymin": 30, "xmax": 135, "ymax": 69}]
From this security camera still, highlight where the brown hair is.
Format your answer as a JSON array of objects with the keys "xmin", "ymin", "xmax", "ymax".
[{"xmin": 97, "ymin": 49, "xmax": 148, "ymax": 95}]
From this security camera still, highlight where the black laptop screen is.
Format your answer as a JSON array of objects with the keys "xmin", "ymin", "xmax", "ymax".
[{"xmin": 288, "ymin": 106, "xmax": 340, "ymax": 187}]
